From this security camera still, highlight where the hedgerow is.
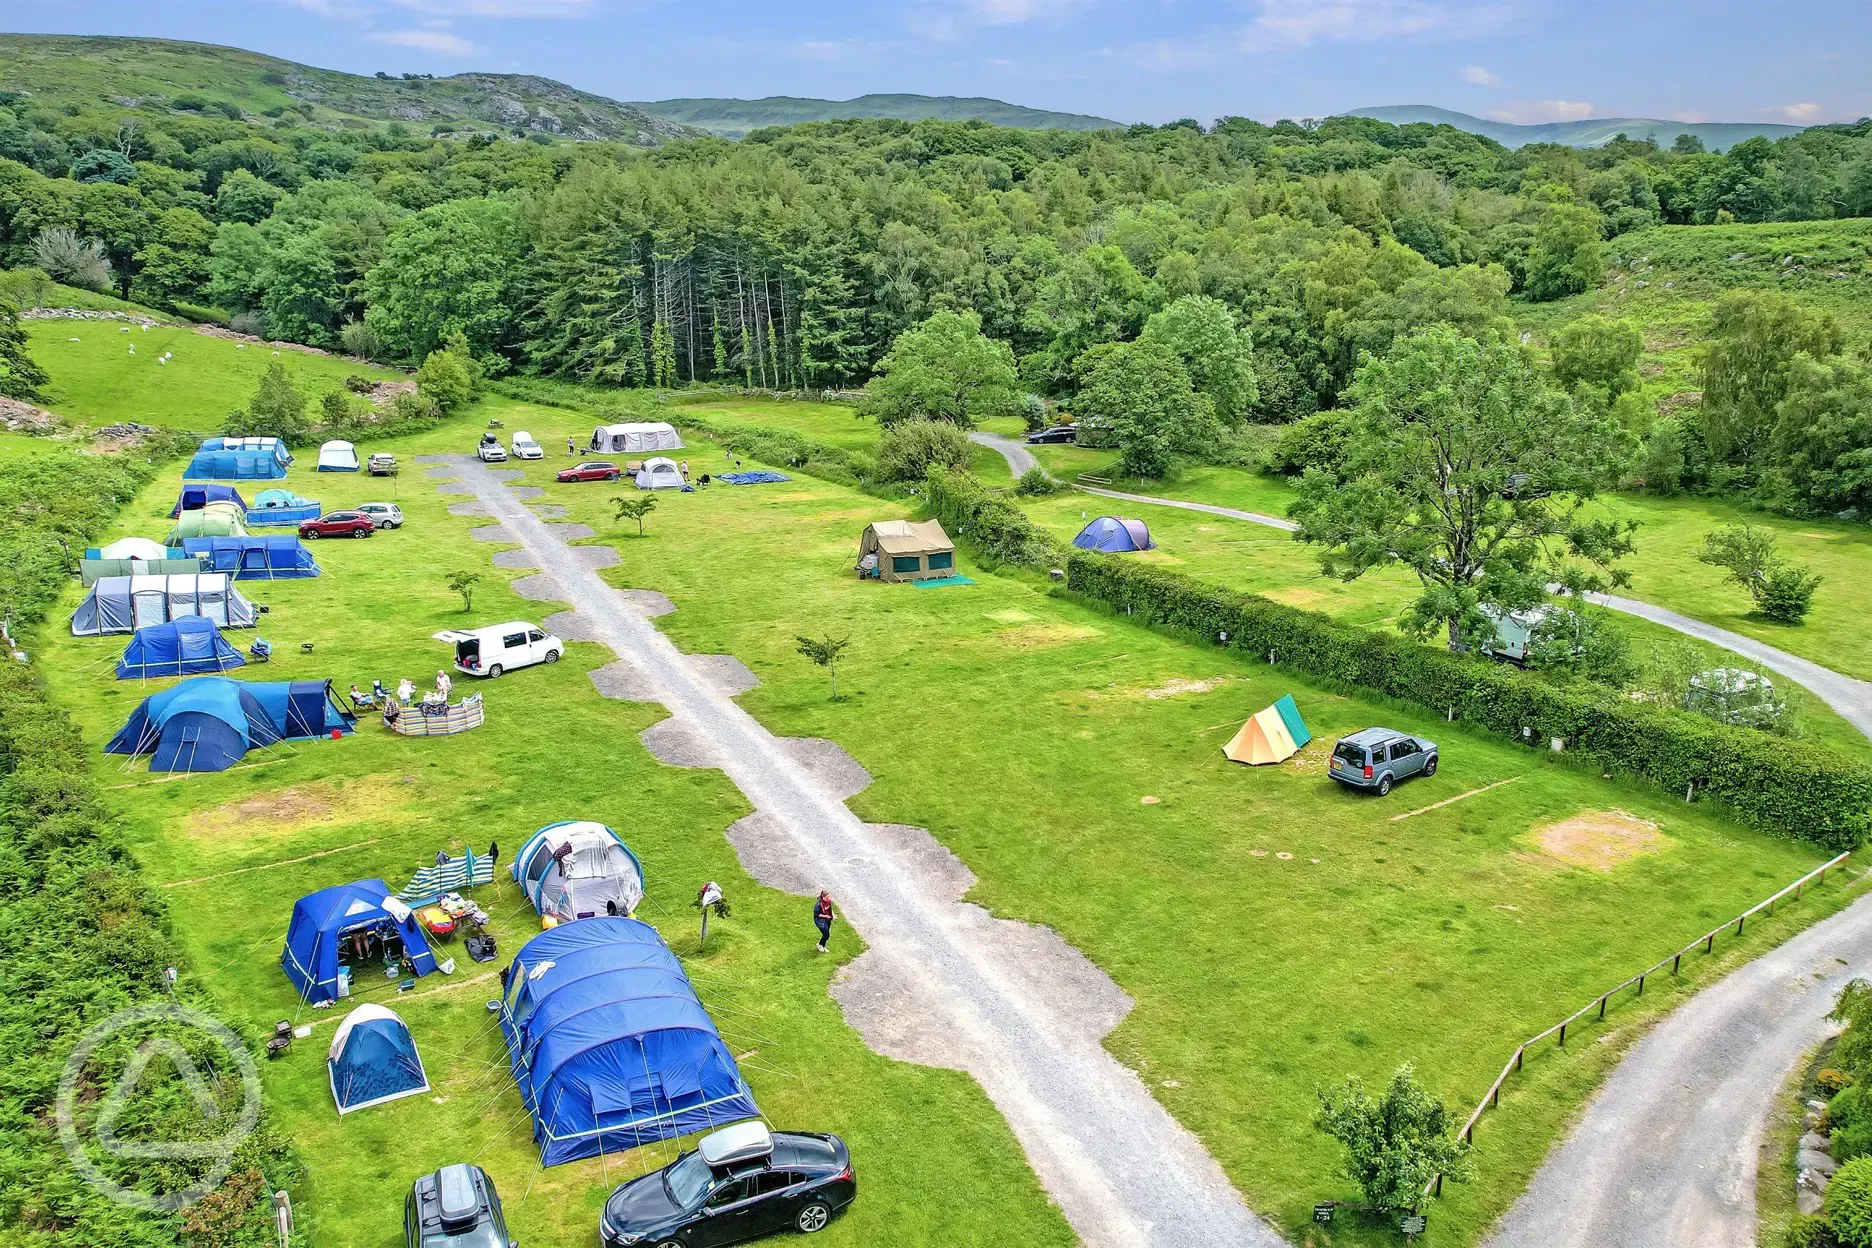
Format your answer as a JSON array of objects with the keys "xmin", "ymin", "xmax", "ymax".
[
  {"xmin": 923, "ymin": 468, "xmax": 1065, "ymax": 568},
  {"xmin": 1064, "ymin": 551, "xmax": 1872, "ymax": 849},
  {"xmin": 0, "ymin": 438, "xmax": 300, "ymax": 1245}
]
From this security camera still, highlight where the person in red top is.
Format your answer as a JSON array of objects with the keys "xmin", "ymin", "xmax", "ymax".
[{"xmin": 813, "ymin": 891, "xmax": 836, "ymax": 954}]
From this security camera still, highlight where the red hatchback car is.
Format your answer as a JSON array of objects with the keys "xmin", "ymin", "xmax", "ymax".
[
  {"xmin": 299, "ymin": 510, "xmax": 376, "ymax": 539},
  {"xmin": 556, "ymin": 461, "xmax": 622, "ymax": 483}
]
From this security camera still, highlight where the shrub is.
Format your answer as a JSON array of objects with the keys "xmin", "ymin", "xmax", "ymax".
[
  {"xmin": 0, "ymin": 266, "xmax": 54, "ymax": 309},
  {"xmin": 233, "ymin": 362, "xmax": 310, "ymax": 443},
  {"xmin": 1268, "ymin": 409, "xmax": 1352, "ymax": 476},
  {"xmin": 1063, "ymin": 551, "xmax": 1872, "ymax": 848},
  {"xmin": 344, "ymin": 374, "xmax": 376, "ymax": 395},
  {"xmin": 1784, "ymin": 1214, "xmax": 1838, "ymax": 1248},
  {"xmin": 1762, "ymin": 566, "xmax": 1823, "ymax": 625},
  {"xmin": 171, "ymin": 300, "xmax": 231, "ymax": 326},
  {"xmin": 416, "ymin": 347, "xmax": 475, "ymax": 413},
  {"xmin": 338, "ymin": 319, "xmax": 382, "ymax": 361},
  {"xmin": 1821, "ymin": 1069, "xmax": 1856, "ymax": 1096},
  {"xmin": 1830, "ymin": 1156, "xmax": 1872, "ymax": 1247},
  {"xmin": 1015, "ymin": 466, "xmax": 1058, "ymax": 496},
  {"xmin": 924, "ymin": 469, "xmax": 1063, "ymax": 568},
  {"xmin": 229, "ymin": 310, "xmax": 267, "ymax": 338},
  {"xmin": 30, "ymin": 227, "xmax": 111, "ymax": 292},
  {"xmin": 876, "ymin": 419, "xmax": 972, "ymax": 482}
]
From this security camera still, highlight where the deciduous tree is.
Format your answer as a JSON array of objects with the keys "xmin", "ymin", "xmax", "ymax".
[{"xmin": 863, "ymin": 310, "xmax": 1021, "ymax": 428}]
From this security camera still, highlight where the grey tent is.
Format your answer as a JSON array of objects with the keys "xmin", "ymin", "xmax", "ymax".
[
  {"xmin": 72, "ymin": 573, "xmax": 257, "ymax": 637},
  {"xmin": 590, "ymin": 422, "xmax": 683, "ymax": 454}
]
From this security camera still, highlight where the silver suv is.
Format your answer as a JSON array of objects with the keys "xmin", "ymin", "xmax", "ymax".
[
  {"xmin": 356, "ymin": 502, "xmax": 404, "ymax": 530},
  {"xmin": 1328, "ymin": 728, "xmax": 1438, "ymax": 796}
]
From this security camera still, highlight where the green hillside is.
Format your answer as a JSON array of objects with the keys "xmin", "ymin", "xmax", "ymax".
[
  {"xmin": 0, "ymin": 33, "xmax": 702, "ymax": 144},
  {"xmin": 636, "ymin": 93, "xmax": 1121, "ymax": 138},
  {"xmin": 1347, "ymin": 104, "xmax": 1806, "ymax": 151}
]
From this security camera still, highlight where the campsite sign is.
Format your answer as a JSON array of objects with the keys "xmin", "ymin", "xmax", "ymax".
[{"xmin": 1312, "ymin": 1202, "xmax": 1334, "ymax": 1224}]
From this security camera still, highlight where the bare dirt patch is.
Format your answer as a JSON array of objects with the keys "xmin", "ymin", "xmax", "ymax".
[
  {"xmin": 1532, "ymin": 809, "xmax": 1668, "ymax": 871},
  {"xmin": 1000, "ymin": 622, "xmax": 1100, "ymax": 649},
  {"xmin": 186, "ymin": 776, "xmax": 406, "ymax": 845}
]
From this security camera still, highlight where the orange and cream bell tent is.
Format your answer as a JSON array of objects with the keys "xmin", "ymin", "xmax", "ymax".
[{"xmin": 1223, "ymin": 694, "xmax": 1313, "ymax": 766}]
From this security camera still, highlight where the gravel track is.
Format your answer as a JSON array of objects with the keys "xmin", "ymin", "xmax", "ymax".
[{"xmin": 432, "ymin": 456, "xmax": 1277, "ymax": 1248}]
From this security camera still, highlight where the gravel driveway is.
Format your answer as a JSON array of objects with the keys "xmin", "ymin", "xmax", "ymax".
[{"xmin": 428, "ymin": 456, "xmax": 1279, "ymax": 1248}]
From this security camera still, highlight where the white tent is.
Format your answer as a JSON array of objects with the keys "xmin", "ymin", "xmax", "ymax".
[
  {"xmin": 98, "ymin": 537, "xmax": 173, "ymax": 562},
  {"xmin": 511, "ymin": 821, "xmax": 645, "ymax": 922},
  {"xmin": 316, "ymin": 440, "xmax": 360, "ymax": 472},
  {"xmin": 72, "ymin": 574, "xmax": 257, "ymax": 636},
  {"xmin": 635, "ymin": 457, "xmax": 684, "ymax": 490},
  {"xmin": 591, "ymin": 422, "xmax": 683, "ymax": 454}
]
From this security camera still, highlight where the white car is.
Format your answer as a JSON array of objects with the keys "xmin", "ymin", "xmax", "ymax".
[
  {"xmin": 355, "ymin": 502, "xmax": 404, "ymax": 530},
  {"xmin": 511, "ymin": 430, "xmax": 544, "ymax": 460},
  {"xmin": 432, "ymin": 621, "xmax": 563, "ymax": 678},
  {"xmin": 476, "ymin": 434, "xmax": 507, "ymax": 463}
]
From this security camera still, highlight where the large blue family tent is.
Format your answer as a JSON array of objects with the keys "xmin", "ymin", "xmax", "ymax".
[
  {"xmin": 1073, "ymin": 515, "xmax": 1155, "ymax": 553},
  {"xmin": 115, "ymin": 616, "xmax": 245, "ymax": 679},
  {"xmin": 500, "ymin": 918, "xmax": 760, "ymax": 1166},
  {"xmin": 247, "ymin": 488, "xmax": 321, "ymax": 526},
  {"xmin": 328, "ymin": 1004, "xmax": 430, "ymax": 1114},
  {"xmin": 181, "ymin": 535, "xmax": 320, "ymax": 579},
  {"xmin": 169, "ymin": 484, "xmax": 248, "ymax": 518},
  {"xmin": 282, "ymin": 879, "xmax": 438, "ymax": 1005},
  {"xmin": 106, "ymin": 677, "xmax": 355, "ymax": 772},
  {"xmin": 185, "ymin": 437, "xmax": 292, "ymax": 481}
]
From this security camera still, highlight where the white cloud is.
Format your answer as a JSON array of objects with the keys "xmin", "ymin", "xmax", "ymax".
[
  {"xmin": 1484, "ymin": 99, "xmax": 1595, "ymax": 123},
  {"xmin": 1238, "ymin": 0, "xmax": 1511, "ymax": 51},
  {"xmin": 366, "ymin": 28, "xmax": 483, "ymax": 55},
  {"xmin": 1461, "ymin": 64, "xmax": 1502, "ymax": 87},
  {"xmin": 787, "ymin": 37, "xmax": 902, "ymax": 61},
  {"xmin": 392, "ymin": 0, "xmax": 594, "ymax": 14},
  {"xmin": 909, "ymin": 12, "xmax": 962, "ymax": 41},
  {"xmin": 1665, "ymin": 111, "xmax": 1709, "ymax": 124},
  {"xmin": 1766, "ymin": 101, "xmax": 1824, "ymax": 122}
]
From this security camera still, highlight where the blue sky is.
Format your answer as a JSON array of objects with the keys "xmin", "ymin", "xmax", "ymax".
[{"xmin": 10, "ymin": 0, "xmax": 1871, "ymax": 126}]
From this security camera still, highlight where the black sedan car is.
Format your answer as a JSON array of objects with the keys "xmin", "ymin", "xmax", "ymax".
[
  {"xmin": 1024, "ymin": 425, "xmax": 1078, "ymax": 445},
  {"xmin": 601, "ymin": 1122, "xmax": 854, "ymax": 1247}
]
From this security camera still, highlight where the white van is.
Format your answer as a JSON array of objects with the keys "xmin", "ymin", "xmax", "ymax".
[
  {"xmin": 511, "ymin": 430, "xmax": 544, "ymax": 460},
  {"xmin": 432, "ymin": 621, "xmax": 563, "ymax": 678}
]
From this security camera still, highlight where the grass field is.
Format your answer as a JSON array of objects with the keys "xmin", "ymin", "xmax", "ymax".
[{"xmin": 24, "ymin": 317, "xmax": 403, "ymax": 431}]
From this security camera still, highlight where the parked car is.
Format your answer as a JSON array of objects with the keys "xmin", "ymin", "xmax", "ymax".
[
  {"xmin": 477, "ymin": 434, "xmax": 508, "ymax": 463},
  {"xmin": 557, "ymin": 461, "xmax": 622, "ymax": 483},
  {"xmin": 1328, "ymin": 728, "xmax": 1437, "ymax": 796},
  {"xmin": 600, "ymin": 1121, "xmax": 854, "ymax": 1248},
  {"xmin": 368, "ymin": 452, "xmax": 399, "ymax": 477},
  {"xmin": 432, "ymin": 621, "xmax": 562, "ymax": 678},
  {"xmin": 299, "ymin": 510, "xmax": 376, "ymax": 539},
  {"xmin": 1025, "ymin": 425, "xmax": 1078, "ymax": 445},
  {"xmin": 510, "ymin": 430, "xmax": 544, "ymax": 460},
  {"xmin": 356, "ymin": 502, "xmax": 405, "ymax": 530},
  {"xmin": 405, "ymin": 1163, "xmax": 515, "ymax": 1248}
]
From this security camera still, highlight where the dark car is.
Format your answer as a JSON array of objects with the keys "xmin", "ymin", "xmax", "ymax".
[
  {"xmin": 299, "ymin": 510, "xmax": 376, "ymax": 539},
  {"xmin": 600, "ymin": 1122, "xmax": 854, "ymax": 1248},
  {"xmin": 405, "ymin": 1163, "xmax": 515, "ymax": 1248},
  {"xmin": 1328, "ymin": 727, "xmax": 1437, "ymax": 795},
  {"xmin": 557, "ymin": 461, "xmax": 622, "ymax": 483},
  {"xmin": 1025, "ymin": 425, "xmax": 1078, "ymax": 445}
]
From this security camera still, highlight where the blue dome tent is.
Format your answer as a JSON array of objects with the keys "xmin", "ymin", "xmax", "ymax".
[
  {"xmin": 180, "ymin": 536, "xmax": 320, "ymax": 579},
  {"xmin": 511, "ymin": 821, "xmax": 644, "ymax": 923},
  {"xmin": 328, "ymin": 1004, "xmax": 430, "ymax": 1114},
  {"xmin": 282, "ymin": 879, "xmax": 438, "ymax": 1005},
  {"xmin": 500, "ymin": 918, "xmax": 760, "ymax": 1166},
  {"xmin": 116, "ymin": 617, "xmax": 245, "ymax": 679},
  {"xmin": 106, "ymin": 677, "xmax": 355, "ymax": 772},
  {"xmin": 1072, "ymin": 515, "xmax": 1155, "ymax": 553},
  {"xmin": 169, "ymin": 484, "xmax": 248, "ymax": 518},
  {"xmin": 247, "ymin": 489, "xmax": 321, "ymax": 526},
  {"xmin": 185, "ymin": 437, "xmax": 292, "ymax": 481}
]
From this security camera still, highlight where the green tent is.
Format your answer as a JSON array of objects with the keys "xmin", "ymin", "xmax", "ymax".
[{"xmin": 164, "ymin": 501, "xmax": 248, "ymax": 546}]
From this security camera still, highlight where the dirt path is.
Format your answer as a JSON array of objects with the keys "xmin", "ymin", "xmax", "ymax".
[
  {"xmin": 1486, "ymin": 884, "xmax": 1872, "ymax": 1248},
  {"xmin": 423, "ymin": 456, "xmax": 1279, "ymax": 1248}
]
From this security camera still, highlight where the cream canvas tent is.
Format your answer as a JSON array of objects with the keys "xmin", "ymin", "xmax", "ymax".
[
  {"xmin": 316, "ymin": 440, "xmax": 359, "ymax": 472},
  {"xmin": 635, "ymin": 457, "xmax": 684, "ymax": 490},
  {"xmin": 858, "ymin": 520, "xmax": 956, "ymax": 583},
  {"xmin": 1223, "ymin": 694, "xmax": 1313, "ymax": 765},
  {"xmin": 591, "ymin": 422, "xmax": 683, "ymax": 454}
]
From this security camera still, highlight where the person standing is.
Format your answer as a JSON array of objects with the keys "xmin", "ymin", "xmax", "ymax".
[
  {"xmin": 813, "ymin": 891, "xmax": 835, "ymax": 953},
  {"xmin": 567, "ymin": 435, "xmax": 576, "ymax": 456},
  {"xmin": 680, "ymin": 458, "xmax": 690, "ymax": 483}
]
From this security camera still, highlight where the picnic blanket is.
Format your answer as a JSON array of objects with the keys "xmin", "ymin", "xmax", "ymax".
[
  {"xmin": 398, "ymin": 847, "xmax": 495, "ymax": 904},
  {"xmin": 719, "ymin": 471, "xmax": 793, "ymax": 485},
  {"xmin": 912, "ymin": 575, "xmax": 976, "ymax": 588}
]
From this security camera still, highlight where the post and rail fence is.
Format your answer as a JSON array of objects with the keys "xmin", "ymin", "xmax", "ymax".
[{"xmin": 1425, "ymin": 851, "xmax": 1855, "ymax": 1199}]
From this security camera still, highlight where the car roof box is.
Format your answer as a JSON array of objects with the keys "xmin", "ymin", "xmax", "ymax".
[
  {"xmin": 435, "ymin": 1163, "xmax": 480, "ymax": 1231},
  {"xmin": 699, "ymin": 1120, "xmax": 773, "ymax": 1168}
]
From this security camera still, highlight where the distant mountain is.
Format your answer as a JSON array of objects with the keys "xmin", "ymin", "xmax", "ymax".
[
  {"xmin": 636, "ymin": 94, "xmax": 1122, "ymax": 138},
  {"xmin": 0, "ymin": 34, "xmax": 703, "ymax": 145},
  {"xmin": 1345, "ymin": 105, "xmax": 1804, "ymax": 152}
]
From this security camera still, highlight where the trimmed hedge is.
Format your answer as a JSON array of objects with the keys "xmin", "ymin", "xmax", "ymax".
[
  {"xmin": 1065, "ymin": 551, "xmax": 1872, "ymax": 849},
  {"xmin": 923, "ymin": 468, "xmax": 1065, "ymax": 568}
]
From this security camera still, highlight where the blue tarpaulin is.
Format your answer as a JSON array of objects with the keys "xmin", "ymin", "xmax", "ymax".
[
  {"xmin": 185, "ymin": 437, "xmax": 292, "ymax": 481},
  {"xmin": 718, "ymin": 471, "xmax": 793, "ymax": 485},
  {"xmin": 181, "ymin": 535, "xmax": 320, "ymax": 579},
  {"xmin": 169, "ymin": 484, "xmax": 248, "ymax": 517},
  {"xmin": 500, "ymin": 918, "xmax": 760, "ymax": 1165},
  {"xmin": 282, "ymin": 879, "xmax": 437, "ymax": 1005},
  {"xmin": 116, "ymin": 617, "xmax": 245, "ymax": 679},
  {"xmin": 106, "ymin": 677, "xmax": 354, "ymax": 772}
]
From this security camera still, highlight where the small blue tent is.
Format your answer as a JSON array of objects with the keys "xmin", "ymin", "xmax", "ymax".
[
  {"xmin": 115, "ymin": 616, "xmax": 245, "ymax": 679},
  {"xmin": 328, "ymin": 1004, "xmax": 429, "ymax": 1114},
  {"xmin": 169, "ymin": 484, "xmax": 248, "ymax": 518},
  {"xmin": 106, "ymin": 677, "xmax": 354, "ymax": 772},
  {"xmin": 500, "ymin": 918, "xmax": 760, "ymax": 1166},
  {"xmin": 181, "ymin": 536, "xmax": 320, "ymax": 579},
  {"xmin": 1073, "ymin": 515, "xmax": 1155, "ymax": 553},
  {"xmin": 282, "ymin": 879, "xmax": 438, "ymax": 1005},
  {"xmin": 185, "ymin": 437, "xmax": 292, "ymax": 481},
  {"xmin": 247, "ymin": 489, "xmax": 321, "ymax": 526}
]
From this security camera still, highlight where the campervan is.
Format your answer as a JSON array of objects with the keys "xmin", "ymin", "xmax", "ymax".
[{"xmin": 432, "ymin": 621, "xmax": 562, "ymax": 678}]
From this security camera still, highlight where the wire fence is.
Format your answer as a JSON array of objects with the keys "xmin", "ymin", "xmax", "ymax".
[{"xmin": 1427, "ymin": 850, "xmax": 1854, "ymax": 1198}]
